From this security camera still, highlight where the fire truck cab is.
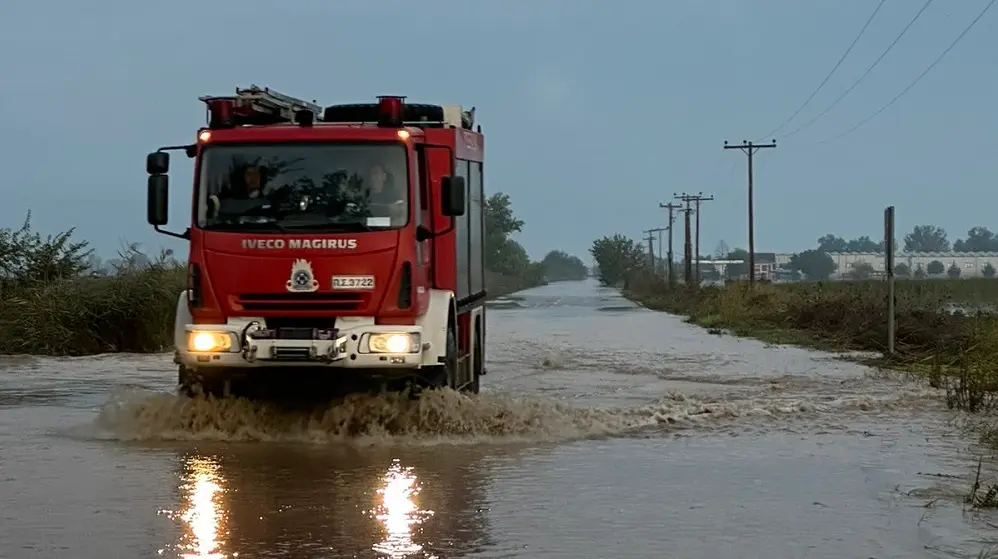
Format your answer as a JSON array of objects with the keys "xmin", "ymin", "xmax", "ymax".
[{"xmin": 145, "ymin": 86, "xmax": 487, "ymax": 396}]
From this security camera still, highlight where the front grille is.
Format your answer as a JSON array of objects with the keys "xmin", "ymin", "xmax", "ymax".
[{"xmin": 235, "ymin": 292, "xmax": 364, "ymax": 312}]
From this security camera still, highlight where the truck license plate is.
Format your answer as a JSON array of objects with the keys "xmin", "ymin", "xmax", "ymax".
[{"xmin": 332, "ymin": 275, "xmax": 375, "ymax": 290}]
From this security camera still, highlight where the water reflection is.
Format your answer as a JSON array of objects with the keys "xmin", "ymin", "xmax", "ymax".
[
  {"xmin": 175, "ymin": 456, "xmax": 228, "ymax": 559},
  {"xmin": 371, "ymin": 459, "xmax": 434, "ymax": 558},
  {"xmin": 155, "ymin": 446, "xmax": 493, "ymax": 557}
]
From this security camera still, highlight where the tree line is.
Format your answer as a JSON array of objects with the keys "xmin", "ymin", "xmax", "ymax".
[
  {"xmin": 484, "ymin": 193, "xmax": 588, "ymax": 282},
  {"xmin": 589, "ymin": 223, "xmax": 998, "ymax": 285}
]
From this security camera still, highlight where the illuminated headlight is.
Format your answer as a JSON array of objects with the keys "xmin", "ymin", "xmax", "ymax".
[
  {"xmin": 365, "ymin": 333, "xmax": 420, "ymax": 354},
  {"xmin": 187, "ymin": 331, "xmax": 237, "ymax": 352}
]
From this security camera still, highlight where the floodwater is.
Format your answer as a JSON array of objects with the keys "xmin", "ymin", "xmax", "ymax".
[{"xmin": 1, "ymin": 279, "xmax": 997, "ymax": 558}]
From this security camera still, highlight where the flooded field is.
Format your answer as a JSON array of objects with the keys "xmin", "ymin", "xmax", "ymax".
[{"xmin": 1, "ymin": 279, "xmax": 997, "ymax": 558}]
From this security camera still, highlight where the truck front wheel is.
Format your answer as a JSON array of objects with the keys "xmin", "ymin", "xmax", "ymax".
[{"xmin": 178, "ymin": 366, "xmax": 230, "ymax": 399}]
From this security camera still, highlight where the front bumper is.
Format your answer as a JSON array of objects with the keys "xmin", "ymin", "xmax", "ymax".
[{"xmin": 176, "ymin": 320, "xmax": 428, "ymax": 369}]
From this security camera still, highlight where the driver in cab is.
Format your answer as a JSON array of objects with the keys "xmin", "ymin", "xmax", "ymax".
[
  {"xmin": 234, "ymin": 165, "xmax": 267, "ymax": 199},
  {"xmin": 208, "ymin": 165, "xmax": 272, "ymax": 219}
]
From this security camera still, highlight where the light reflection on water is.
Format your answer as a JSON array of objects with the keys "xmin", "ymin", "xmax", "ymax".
[
  {"xmin": 159, "ymin": 456, "xmax": 229, "ymax": 559},
  {"xmin": 371, "ymin": 459, "xmax": 435, "ymax": 558}
]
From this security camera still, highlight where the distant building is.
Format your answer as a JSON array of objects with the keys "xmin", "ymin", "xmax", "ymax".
[{"xmin": 826, "ymin": 251, "xmax": 998, "ymax": 279}]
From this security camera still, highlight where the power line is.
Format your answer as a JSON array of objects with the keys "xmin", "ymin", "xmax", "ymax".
[
  {"xmin": 780, "ymin": 0, "xmax": 935, "ymax": 140},
  {"xmin": 812, "ymin": 0, "xmax": 996, "ymax": 145},
  {"xmin": 756, "ymin": 0, "xmax": 888, "ymax": 140}
]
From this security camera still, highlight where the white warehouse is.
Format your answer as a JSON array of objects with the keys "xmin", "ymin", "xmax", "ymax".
[{"xmin": 825, "ymin": 251, "xmax": 998, "ymax": 279}]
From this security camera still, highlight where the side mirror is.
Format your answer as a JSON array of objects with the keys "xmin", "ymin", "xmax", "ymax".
[
  {"xmin": 147, "ymin": 174, "xmax": 169, "ymax": 226},
  {"xmin": 147, "ymin": 151, "xmax": 169, "ymax": 175},
  {"xmin": 440, "ymin": 176, "xmax": 466, "ymax": 217}
]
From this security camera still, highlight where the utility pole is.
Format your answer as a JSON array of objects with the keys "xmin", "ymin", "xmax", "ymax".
[
  {"xmin": 723, "ymin": 139, "xmax": 776, "ymax": 285},
  {"xmin": 659, "ymin": 202, "xmax": 683, "ymax": 286},
  {"xmin": 644, "ymin": 227, "xmax": 669, "ymax": 273},
  {"xmin": 673, "ymin": 193, "xmax": 697, "ymax": 284},
  {"xmin": 675, "ymin": 192, "xmax": 714, "ymax": 283},
  {"xmin": 642, "ymin": 229, "xmax": 656, "ymax": 269}
]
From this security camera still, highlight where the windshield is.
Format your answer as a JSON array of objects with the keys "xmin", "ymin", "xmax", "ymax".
[{"xmin": 196, "ymin": 143, "xmax": 409, "ymax": 233}]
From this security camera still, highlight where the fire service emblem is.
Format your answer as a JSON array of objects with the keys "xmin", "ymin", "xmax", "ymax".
[{"xmin": 286, "ymin": 259, "xmax": 319, "ymax": 292}]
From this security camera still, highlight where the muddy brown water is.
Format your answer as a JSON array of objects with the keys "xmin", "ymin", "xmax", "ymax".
[{"xmin": 2, "ymin": 279, "xmax": 998, "ymax": 558}]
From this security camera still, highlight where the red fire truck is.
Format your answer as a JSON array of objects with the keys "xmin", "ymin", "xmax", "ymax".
[{"xmin": 145, "ymin": 86, "xmax": 486, "ymax": 396}]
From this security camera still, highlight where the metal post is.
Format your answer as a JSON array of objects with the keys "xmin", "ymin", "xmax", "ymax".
[{"xmin": 885, "ymin": 205, "xmax": 896, "ymax": 355}]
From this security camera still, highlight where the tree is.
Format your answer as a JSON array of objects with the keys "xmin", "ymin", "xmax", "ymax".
[
  {"xmin": 845, "ymin": 236, "xmax": 880, "ymax": 252},
  {"xmin": 491, "ymin": 238, "xmax": 532, "ymax": 278},
  {"xmin": 894, "ymin": 262, "xmax": 910, "ymax": 277},
  {"xmin": 947, "ymin": 263, "xmax": 961, "ymax": 279},
  {"xmin": 484, "ymin": 192, "xmax": 532, "ymax": 277},
  {"xmin": 724, "ymin": 248, "xmax": 750, "ymax": 280},
  {"xmin": 985, "ymin": 263, "xmax": 997, "ymax": 278},
  {"xmin": 788, "ymin": 249, "xmax": 836, "ymax": 280},
  {"xmin": 926, "ymin": 260, "xmax": 945, "ymax": 275},
  {"xmin": 914, "ymin": 264, "xmax": 926, "ymax": 279},
  {"xmin": 816, "ymin": 234, "xmax": 848, "ymax": 253},
  {"xmin": 590, "ymin": 234, "xmax": 647, "ymax": 286},
  {"xmin": 541, "ymin": 250, "xmax": 589, "ymax": 282},
  {"xmin": 847, "ymin": 261, "xmax": 875, "ymax": 280},
  {"xmin": 904, "ymin": 225, "xmax": 950, "ymax": 253},
  {"xmin": 953, "ymin": 226, "xmax": 998, "ymax": 252}
]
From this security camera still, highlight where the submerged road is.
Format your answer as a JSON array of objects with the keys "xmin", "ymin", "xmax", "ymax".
[{"xmin": 1, "ymin": 279, "xmax": 996, "ymax": 558}]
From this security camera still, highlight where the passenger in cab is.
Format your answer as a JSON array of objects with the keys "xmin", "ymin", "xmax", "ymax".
[{"xmin": 364, "ymin": 163, "xmax": 406, "ymax": 224}]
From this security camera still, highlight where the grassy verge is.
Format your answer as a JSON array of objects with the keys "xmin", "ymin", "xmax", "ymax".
[
  {"xmin": 0, "ymin": 267, "xmax": 544, "ymax": 357},
  {"xmin": 623, "ymin": 274, "xmax": 998, "ymax": 412}
]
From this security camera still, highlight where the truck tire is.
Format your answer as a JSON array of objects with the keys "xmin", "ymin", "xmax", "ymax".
[
  {"xmin": 464, "ymin": 328, "xmax": 482, "ymax": 394},
  {"xmin": 322, "ymin": 102, "xmax": 446, "ymax": 125},
  {"xmin": 178, "ymin": 366, "xmax": 229, "ymax": 399},
  {"xmin": 443, "ymin": 325, "xmax": 460, "ymax": 390}
]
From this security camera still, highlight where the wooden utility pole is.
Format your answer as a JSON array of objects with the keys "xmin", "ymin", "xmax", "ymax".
[
  {"xmin": 659, "ymin": 202, "xmax": 682, "ymax": 285},
  {"xmin": 642, "ymin": 229, "xmax": 655, "ymax": 268},
  {"xmin": 673, "ymin": 193, "xmax": 695, "ymax": 284},
  {"xmin": 675, "ymin": 192, "xmax": 714, "ymax": 282},
  {"xmin": 884, "ymin": 205, "xmax": 896, "ymax": 355},
  {"xmin": 644, "ymin": 227, "xmax": 668, "ymax": 273},
  {"xmin": 723, "ymin": 140, "xmax": 776, "ymax": 284}
]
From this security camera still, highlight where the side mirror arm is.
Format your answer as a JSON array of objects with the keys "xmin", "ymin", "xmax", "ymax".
[{"xmin": 155, "ymin": 226, "xmax": 190, "ymax": 240}]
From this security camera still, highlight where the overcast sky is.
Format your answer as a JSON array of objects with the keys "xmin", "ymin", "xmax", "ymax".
[{"xmin": 2, "ymin": 0, "xmax": 996, "ymax": 260}]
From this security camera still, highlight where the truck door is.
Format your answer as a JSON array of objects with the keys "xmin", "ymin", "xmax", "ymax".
[{"xmin": 424, "ymin": 145, "xmax": 455, "ymax": 292}]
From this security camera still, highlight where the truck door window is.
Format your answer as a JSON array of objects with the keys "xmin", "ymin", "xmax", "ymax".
[{"xmin": 416, "ymin": 146, "xmax": 428, "ymax": 211}]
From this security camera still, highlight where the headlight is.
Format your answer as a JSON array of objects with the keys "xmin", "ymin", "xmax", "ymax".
[
  {"xmin": 366, "ymin": 333, "xmax": 420, "ymax": 354},
  {"xmin": 187, "ymin": 331, "xmax": 235, "ymax": 352}
]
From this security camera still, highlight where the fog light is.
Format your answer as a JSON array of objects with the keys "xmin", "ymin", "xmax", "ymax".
[{"xmin": 188, "ymin": 331, "xmax": 234, "ymax": 352}]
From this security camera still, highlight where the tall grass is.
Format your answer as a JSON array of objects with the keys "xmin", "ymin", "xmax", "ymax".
[
  {"xmin": 0, "ymin": 263, "xmax": 185, "ymax": 356},
  {"xmin": 625, "ymin": 273, "xmax": 998, "ymax": 414}
]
